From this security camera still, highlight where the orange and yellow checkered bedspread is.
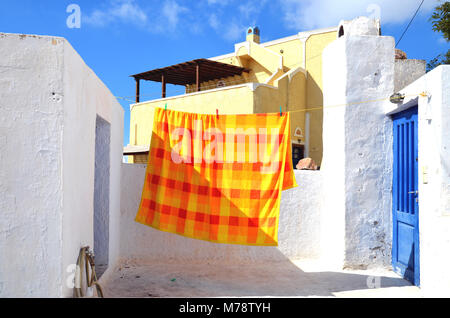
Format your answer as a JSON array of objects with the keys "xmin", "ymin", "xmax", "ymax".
[{"xmin": 135, "ymin": 108, "xmax": 297, "ymax": 246}]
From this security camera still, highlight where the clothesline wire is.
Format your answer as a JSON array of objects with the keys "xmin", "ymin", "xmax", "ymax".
[
  {"xmin": 287, "ymin": 93, "xmax": 422, "ymax": 114},
  {"xmin": 122, "ymin": 92, "xmax": 425, "ymax": 115}
]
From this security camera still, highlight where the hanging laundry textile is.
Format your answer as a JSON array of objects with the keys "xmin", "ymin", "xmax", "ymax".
[{"xmin": 135, "ymin": 108, "xmax": 297, "ymax": 246}]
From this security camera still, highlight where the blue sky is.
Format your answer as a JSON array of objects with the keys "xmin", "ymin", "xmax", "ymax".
[{"xmin": 0, "ymin": 0, "xmax": 448, "ymax": 146}]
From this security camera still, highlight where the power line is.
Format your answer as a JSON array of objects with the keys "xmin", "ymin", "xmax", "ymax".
[{"xmin": 396, "ymin": 0, "xmax": 425, "ymax": 47}]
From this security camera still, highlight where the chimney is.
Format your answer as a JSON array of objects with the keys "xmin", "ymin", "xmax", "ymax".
[{"xmin": 246, "ymin": 27, "xmax": 260, "ymax": 44}]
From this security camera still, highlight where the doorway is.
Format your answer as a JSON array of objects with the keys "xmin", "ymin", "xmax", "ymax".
[
  {"xmin": 94, "ymin": 116, "xmax": 111, "ymax": 278},
  {"xmin": 392, "ymin": 106, "xmax": 419, "ymax": 286},
  {"xmin": 292, "ymin": 144, "xmax": 305, "ymax": 168}
]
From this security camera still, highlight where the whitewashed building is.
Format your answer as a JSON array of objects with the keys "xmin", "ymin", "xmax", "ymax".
[{"xmin": 0, "ymin": 17, "xmax": 449, "ymax": 297}]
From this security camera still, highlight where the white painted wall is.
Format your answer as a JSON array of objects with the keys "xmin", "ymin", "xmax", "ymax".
[
  {"xmin": 338, "ymin": 17, "xmax": 380, "ymax": 38},
  {"xmin": 321, "ymin": 36, "xmax": 347, "ymax": 268},
  {"xmin": 322, "ymin": 34, "xmax": 395, "ymax": 269},
  {"xmin": 385, "ymin": 65, "xmax": 450, "ymax": 296},
  {"xmin": 322, "ymin": 32, "xmax": 450, "ymax": 294},
  {"xmin": 0, "ymin": 33, "xmax": 124, "ymax": 297},
  {"xmin": 0, "ymin": 33, "xmax": 64, "ymax": 298},
  {"xmin": 119, "ymin": 164, "xmax": 323, "ymax": 264},
  {"xmin": 61, "ymin": 39, "xmax": 124, "ymax": 297}
]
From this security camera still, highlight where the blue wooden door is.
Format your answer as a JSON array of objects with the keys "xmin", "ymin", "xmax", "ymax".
[{"xmin": 392, "ymin": 106, "xmax": 419, "ymax": 286}]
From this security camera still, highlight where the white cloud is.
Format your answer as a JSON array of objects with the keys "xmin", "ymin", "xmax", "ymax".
[
  {"xmin": 238, "ymin": 0, "xmax": 268, "ymax": 20},
  {"xmin": 223, "ymin": 21, "xmax": 247, "ymax": 41},
  {"xmin": 84, "ymin": 0, "xmax": 192, "ymax": 34},
  {"xmin": 83, "ymin": 0, "xmax": 147, "ymax": 27},
  {"xmin": 206, "ymin": 12, "xmax": 247, "ymax": 41},
  {"xmin": 208, "ymin": 13, "xmax": 220, "ymax": 30},
  {"xmin": 161, "ymin": 0, "xmax": 189, "ymax": 31},
  {"xmin": 206, "ymin": 0, "xmax": 232, "ymax": 5},
  {"xmin": 205, "ymin": 0, "xmax": 269, "ymax": 42},
  {"xmin": 279, "ymin": 0, "xmax": 440, "ymax": 31}
]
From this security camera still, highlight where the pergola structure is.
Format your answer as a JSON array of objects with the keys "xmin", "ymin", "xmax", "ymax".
[{"xmin": 130, "ymin": 58, "xmax": 250, "ymax": 103}]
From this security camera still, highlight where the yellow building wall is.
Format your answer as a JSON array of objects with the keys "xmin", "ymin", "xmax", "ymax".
[
  {"xmin": 131, "ymin": 154, "xmax": 149, "ymax": 164},
  {"xmin": 253, "ymin": 84, "xmax": 286, "ymax": 114},
  {"xmin": 129, "ymin": 30, "xmax": 337, "ymax": 166},
  {"xmin": 130, "ymin": 85, "xmax": 255, "ymax": 151},
  {"xmin": 304, "ymin": 31, "xmax": 337, "ymax": 165},
  {"xmin": 264, "ymin": 38, "xmax": 303, "ymax": 70},
  {"xmin": 186, "ymin": 73, "xmax": 248, "ymax": 94},
  {"xmin": 287, "ymin": 71, "xmax": 307, "ymax": 142},
  {"xmin": 262, "ymin": 33, "xmax": 336, "ymax": 163},
  {"xmin": 251, "ymin": 69, "xmax": 306, "ymax": 145},
  {"xmin": 185, "ymin": 54, "xmax": 250, "ymax": 94},
  {"xmin": 246, "ymin": 58, "xmax": 274, "ymax": 83}
]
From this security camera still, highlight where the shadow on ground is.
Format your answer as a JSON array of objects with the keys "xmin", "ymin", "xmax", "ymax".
[{"xmin": 101, "ymin": 258, "xmax": 414, "ymax": 298}]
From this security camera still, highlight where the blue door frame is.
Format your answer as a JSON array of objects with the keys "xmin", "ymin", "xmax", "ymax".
[{"xmin": 392, "ymin": 106, "xmax": 420, "ymax": 286}]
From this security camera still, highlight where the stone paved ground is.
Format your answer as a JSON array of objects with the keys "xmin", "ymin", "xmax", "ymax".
[{"xmin": 99, "ymin": 259, "xmax": 421, "ymax": 298}]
